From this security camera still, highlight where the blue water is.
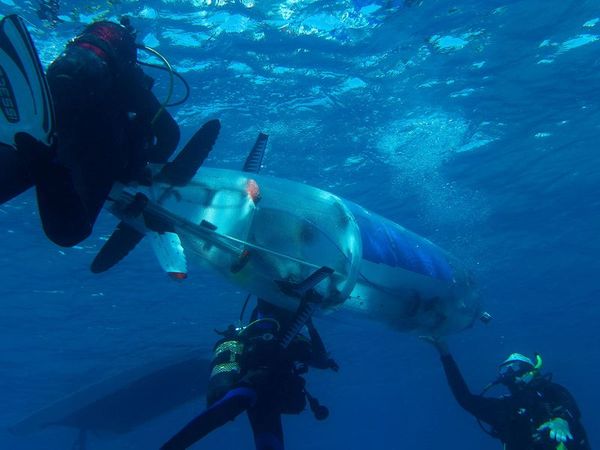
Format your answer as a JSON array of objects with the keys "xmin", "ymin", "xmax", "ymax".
[{"xmin": 1, "ymin": 0, "xmax": 599, "ymax": 448}]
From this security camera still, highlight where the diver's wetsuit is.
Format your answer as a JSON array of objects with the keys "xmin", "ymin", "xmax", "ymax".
[
  {"xmin": 441, "ymin": 354, "xmax": 591, "ymax": 450},
  {"xmin": 161, "ymin": 301, "xmax": 336, "ymax": 450},
  {"xmin": 0, "ymin": 21, "xmax": 179, "ymax": 247}
]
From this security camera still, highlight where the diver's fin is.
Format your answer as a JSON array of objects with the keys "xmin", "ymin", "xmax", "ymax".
[
  {"xmin": 148, "ymin": 231, "xmax": 188, "ymax": 280},
  {"xmin": 90, "ymin": 120, "xmax": 220, "ymax": 274},
  {"xmin": 0, "ymin": 15, "xmax": 55, "ymax": 147},
  {"xmin": 242, "ymin": 132, "xmax": 268, "ymax": 173},
  {"xmin": 155, "ymin": 119, "xmax": 220, "ymax": 186},
  {"xmin": 91, "ymin": 222, "xmax": 144, "ymax": 273}
]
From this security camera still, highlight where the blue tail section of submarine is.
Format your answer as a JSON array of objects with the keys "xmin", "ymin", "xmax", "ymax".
[{"xmin": 346, "ymin": 202, "xmax": 453, "ymax": 282}]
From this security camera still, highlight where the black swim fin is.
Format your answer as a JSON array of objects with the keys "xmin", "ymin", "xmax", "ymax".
[
  {"xmin": 242, "ymin": 132, "xmax": 268, "ymax": 173},
  {"xmin": 91, "ymin": 221, "xmax": 144, "ymax": 273},
  {"xmin": 90, "ymin": 121, "xmax": 221, "ymax": 274},
  {"xmin": 0, "ymin": 15, "xmax": 55, "ymax": 148},
  {"xmin": 155, "ymin": 119, "xmax": 220, "ymax": 186}
]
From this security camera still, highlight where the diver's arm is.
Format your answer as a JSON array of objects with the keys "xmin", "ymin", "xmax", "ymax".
[
  {"xmin": 131, "ymin": 71, "xmax": 180, "ymax": 163},
  {"xmin": 306, "ymin": 319, "xmax": 339, "ymax": 371},
  {"xmin": 422, "ymin": 337, "xmax": 503, "ymax": 424},
  {"xmin": 439, "ymin": 352, "xmax": 505, "ymax": 425},
  {"xmin": 440, "ymin": 353, "xmax": 482, "ymax": 412},
  {"xmin": 147, "ymin": 94, "xmax": 180, "ymax": 163},
  {"xmin": 422, "ymin": 337, "xmax": 479, "ymax": 409}
]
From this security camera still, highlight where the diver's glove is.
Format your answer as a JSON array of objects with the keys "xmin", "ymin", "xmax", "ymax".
[{"xmin": 537, "ymin": 417, "xmax": 573, "ymax": 443}]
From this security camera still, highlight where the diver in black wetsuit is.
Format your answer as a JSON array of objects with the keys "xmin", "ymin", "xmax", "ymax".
[
  {"xmin": 161, "ymin": 298, "xmax": 339, "ymax": 450},
  {"xmin": 423, "ymin": 337, "xmax": 591, "ymax": 450},
  {"xmin": 0, "ymin": 18, "xmax": 179, "ymax": 247}
]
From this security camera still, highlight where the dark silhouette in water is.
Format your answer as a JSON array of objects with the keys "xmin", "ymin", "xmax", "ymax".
[{"xmin": 11, "ymin": 352, "xmax": 211, "ymax": 449}]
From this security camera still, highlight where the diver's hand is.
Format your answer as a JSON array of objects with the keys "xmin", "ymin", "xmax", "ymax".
[
  {"xmin": 419, "ymin": 335, "xmax": 449, "ymax": 356},
  {"xmin": 537, "ymin": 418, "xmax": 573, "ymax": 443}
]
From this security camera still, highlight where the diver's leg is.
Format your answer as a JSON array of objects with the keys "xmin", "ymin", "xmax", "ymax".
[
  {"xmin": 248, "ymin": 405, "xmax": 284, "ymax": 450},
  {"xmin": 0, "ymin": 144, "xmax": 34, "ymax": 204},
  {"xmin": 12, "ymin": 131, "xmax": 93, "ymax": 247},
  {"xmin": 0, "ymin": 134, "xmax": 92, "ymax": 246},
  {"xmin": 33, "ymin": 162, "xmax": 93, "ymax": 247},
  {"xmin": 39, "ymin": 47, "xmax": 122, "ymax": 246},
  {"xmin": 161, "ymin": 387, "xmax": 257, "ymax": 450}
]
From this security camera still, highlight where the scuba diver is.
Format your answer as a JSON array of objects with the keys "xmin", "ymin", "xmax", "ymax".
[
  {"xmin": 0, "ymin": 15, "xmax": 185, "ymax": 247},
  {"xmin": 423, "ymin": 337, "xmax": 591, "ymax": 450},
  {"xmin": 160, "ymin": 297, "xmax": 339, "ymax": 450}
]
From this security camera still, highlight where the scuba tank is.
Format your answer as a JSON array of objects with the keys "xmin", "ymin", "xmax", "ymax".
[
  {"xmin": 206, "ymin": 325, "xmax": 245, "ymax": 406},
  {"xmin": 206, "ymin": 319, "xmax": 280, "ymax": 406}
]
